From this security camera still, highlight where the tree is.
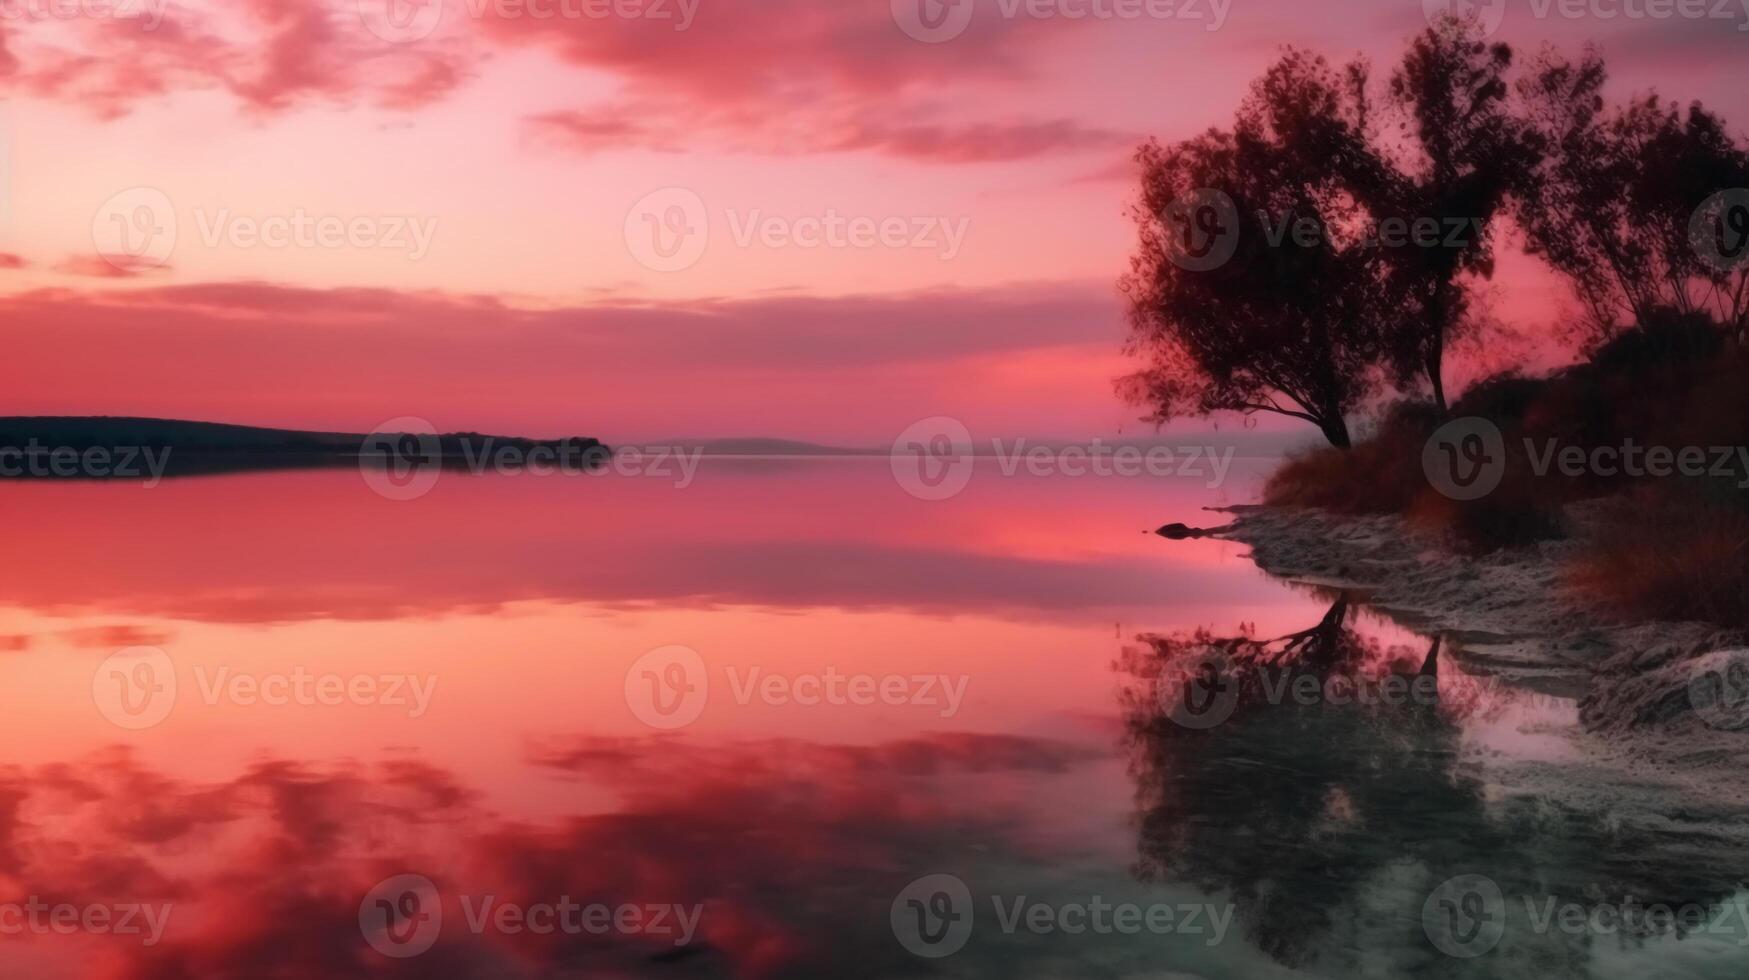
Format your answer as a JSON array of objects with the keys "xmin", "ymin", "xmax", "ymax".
[
  {"xmin": 1121, "ymin": 51, "xmax": 1398, "ymax": 449},
  {"xmin": 1121, "ymin": 24, "xmax": 1539, "ymax": 443},
  {"xmin": 1379, "ymin": 19, "xmax": 1539, "ymax": 412},
  {"xmin": 1516, "ymin": 47, "xmax": 1749, "ymax": 345}
]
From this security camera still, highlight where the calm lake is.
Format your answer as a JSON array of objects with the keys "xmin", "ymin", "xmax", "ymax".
[{"xmin": 3, "ymin": 459, "xmax": 1746, "ymax": 978}]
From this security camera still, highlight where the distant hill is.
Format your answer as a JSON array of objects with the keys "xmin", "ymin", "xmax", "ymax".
[
  {"xmin": 2, "ymin": 417, "xmax": 364, "ymax": 452},
  {"xmin": 0, "ymin": 417, "xmax": 607, "ymax": 479}
]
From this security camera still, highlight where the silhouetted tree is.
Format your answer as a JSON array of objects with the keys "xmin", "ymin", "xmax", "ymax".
[
  {"xmin": 1125, "ymin": 26, "xmax": 1746, "ymax": 446},
  {"xmin": 1379, "ymin": 19, "xmax": 1539, "ymax": 412},
  {"xmin": 1517, "ymin": 47, "xmax": 1749, "ymax": 345},
  {"xmin": 1122, "ymin": 51, "xmax": 1397, "ymax": 449}
]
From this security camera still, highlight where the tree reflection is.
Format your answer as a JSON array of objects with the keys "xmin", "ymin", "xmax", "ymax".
[
  {"xmin": 1118, "ymin": 595, "xmax": 1749, "ymax": 974},
  {"xmin": 1118, "ymin": 594, "xmax": 1487, "ymax": 966}
]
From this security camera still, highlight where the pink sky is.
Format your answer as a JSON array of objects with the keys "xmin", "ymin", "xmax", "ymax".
[{"xmin": 2, "ymin": 0, "xmax": 1745, "ymax": 442}]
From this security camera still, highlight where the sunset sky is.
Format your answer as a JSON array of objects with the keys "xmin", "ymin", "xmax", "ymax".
[{"xmin": 3, "ymin": 0, "xmax": 1744, "ymax": 443}]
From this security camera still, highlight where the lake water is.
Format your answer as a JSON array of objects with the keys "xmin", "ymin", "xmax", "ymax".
[{"xmin": 3, "ymin": 459, "xmax": 1747, "ymax": 978}]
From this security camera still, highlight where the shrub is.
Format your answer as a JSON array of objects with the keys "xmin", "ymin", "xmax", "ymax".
[
  {"xmin": 1406, "ymin": 467, "xmax": 1566, "ymax": 552},
  {"xmin": 1266, "ymin": 396, "xmax": 1564, "ymax": 551},
  {"xmin": 1448, "ymin": 372, "xmax": 1549, "ymax": 428},
  {"xmin": 1569, "ymin": 488, "xmax": 1749, "ymax": 628},
  {"xmin": 1264, "ymin": 315, "xmax": 1744, "ymax": 562},
  {"xmin": 1588, "ymin": 306, "xmax": 1724, "ymax": 376},
  {"xmin": 1263, "ymin": 401, "xmax": 1440, "ymax": 513}
]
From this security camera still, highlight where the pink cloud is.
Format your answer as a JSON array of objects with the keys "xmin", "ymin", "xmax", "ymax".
[
  {"xmin": 2, "ymin": 0, "xmax": 1744, "ymax": 171},
  {"xmin": 824, "ymin": 118, "xmax": 1133, "ymax": 163},
  {"xmin": 0, "ymin": 0, "xmax": 471, "ymax": 116},
  {"xmin": 477, "ymin": 0, "xmax": 1038, "ymax": 97},
  {"xmin": 5, "ymin": 279, "xmax": 1112, "ymax": 367},
  {"xmin": 0, "ymin": 279, "xmax": 1125, "ymax": 442},
  {"xmin": 54, "ymin": 254, "xmax": 170, "ymax": 278},
  {"xmin": 0, "ymin": 0, "xmax": 1115, "ymax": 162},
  {"xmin": 57, "ymin": 624, "xmax": 174, "ymax": 648},
  {"xmin": 499, "ymin": 0, "xmax": 1122, "ymax": 160},
  {"xmin": 530, "ymin": 107, "xmax": 1131, "ymax": 162}
]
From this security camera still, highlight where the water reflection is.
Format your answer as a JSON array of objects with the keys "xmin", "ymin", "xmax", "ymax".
[
  {"xmin": 6, "ymin": 466, "xmax": 1283, "ymax": 977},
  {"xmin": 1120, "ymin": 596, "xmax": 1749, "ymax": 976},
  {"xmin": 5, "ymin": 467, "xmax": 1749, "ymax": 978},
  {"xmin": 0, "ymin": 461, "xmax": 1269, "ymax": 624},
  {"xmin": 0, "ymin": 735, "xmax": 1110, "ymax": 978}
]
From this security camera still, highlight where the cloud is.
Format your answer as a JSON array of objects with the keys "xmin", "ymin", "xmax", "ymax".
[
  {"xmin": 0, "ymin": 278, "xmax": 1116, "ymax": 371},
  {"xmin": 0, "ymin": 0, "xmax": 1116, "ymax": 163},
  {"xmin": 58, "ymin": 624, "xmax": 175, "ymax": 648},
  {"xmin": 0, "ymin": 277, "xmax": 1132, "ymax": 458},
  {"xmin": 0, "ymin": 0, "xmax": 472, "ymax": 117},
  {"xmin": 3, "ymin": 0, "xmax": 1744, "ymax": 172},
  {"xmin": 0, "ymin": 277, "xmax": 1203, "ymax": 624},
  {"xmin": 825, "ymin": 118, "xmax": 1134, "ymax": 163},
  {"xmin": 478, "ymin": 0, "xmax": 1037, "ymax": 98},
  {"xmin": 531, "ymin": 107, "xmax": 1132, "ymax": 162},
  {"xmin": 0, "ymin": 253, "xmax": 27, "ymax": 269},
  {"xmin": 54, "ymin": 254, "xmax": 171, "ymax": 278},
  {"xmin": 500, "ymin": 0, "xmax": 1127, "ymax": 161}
]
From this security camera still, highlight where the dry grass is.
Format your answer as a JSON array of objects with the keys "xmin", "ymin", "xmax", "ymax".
[
  {"xmin": 1264, "ymin": 320, "xmax": 1748, "ymax": 614},
  {"xmin": 1264, "ymin": 398, "xmax": 1563, "ymax": 552},
  {"xmin": 1264, "ymin": 401, "xmax": 1438, "ymax": 514}
]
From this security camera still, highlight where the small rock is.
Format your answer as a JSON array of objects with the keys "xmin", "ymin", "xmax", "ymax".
[{"xmin": 1632, "ymin": 644, "xmax": 1683, "ymax": 671}]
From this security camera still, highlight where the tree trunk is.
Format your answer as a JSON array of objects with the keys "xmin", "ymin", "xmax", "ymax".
[
  {"xmin": 1319, "ymin": 414, "xmax": 1352, "ymax": 450},
  {"xmin": 1426, "ymin": 342, "xmax": 1448, "ymax": 416},
  {"xmin": 1425, "ymin": 286, "xmax": 1451, "ymax": 416}
]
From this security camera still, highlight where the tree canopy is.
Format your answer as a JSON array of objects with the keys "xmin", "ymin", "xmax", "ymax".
[{"xmin": 1122, "ymin": 17, "xmax": 1749, "ymax": 447}]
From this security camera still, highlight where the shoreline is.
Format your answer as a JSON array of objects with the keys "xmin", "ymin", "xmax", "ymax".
[{"xmin": 1214, "ymin": 502, "xmax": 1749, "ymax": 793}]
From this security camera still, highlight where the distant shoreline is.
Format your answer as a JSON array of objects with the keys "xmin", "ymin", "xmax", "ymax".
[{"xmin": 0, "ymin": 416, "xmax": 608, "ymax": 480}]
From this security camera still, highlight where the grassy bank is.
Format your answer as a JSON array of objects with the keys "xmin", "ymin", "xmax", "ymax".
[{"xmin": 1264, "ymin": 316, "xmax": 1749, "ymax": 628}]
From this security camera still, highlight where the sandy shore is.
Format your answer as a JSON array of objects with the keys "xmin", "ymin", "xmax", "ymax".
[{"xmin": 1217, "ymin": 502, "xmax": 1749, "ymax": 801}]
